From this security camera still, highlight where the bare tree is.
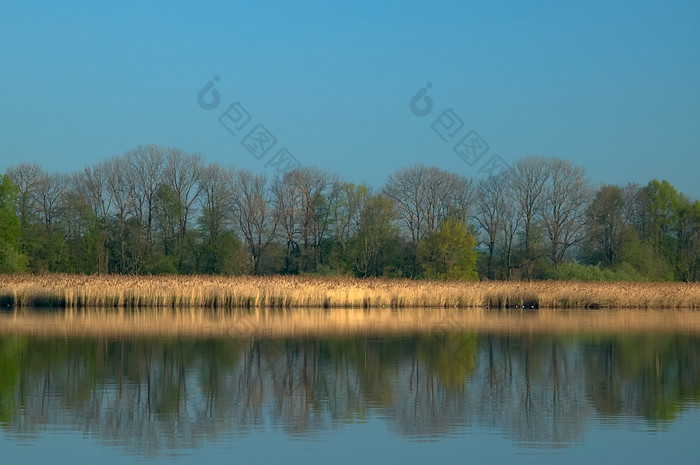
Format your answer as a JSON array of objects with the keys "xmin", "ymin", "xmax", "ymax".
[
  {"xmin": 72, "ymin": 163, "xmax": 114, "ymax": 273},
  {"xmin": 384, "ymin": 165, "xmax": 425, "ymax": 249},
  {"xmin": 329, "ymin": 182, "xmax": 371, "ymax": 270},
  {"xmin": 271, "ymin": 167, "xmax": 339, "ymax": 272},
  {"xmin": 271, "ymin": 173, "xmax": 303, "ymax": 272},
  {"xmin": 34, "ymin": 170, "xmax": 66, "ymax": 237},
  {"xmin": 199, "ymin": 163, "xmax": 235, "ymax": 240},
  {"xmin": 231, "ymin": 170, "xmax": 277, "ymax": 274},
  {"xmin": 541, "ymin": 158, "xmax": 589, "ymax": 266},
  {"xmin": 500, "ymin": 180, "xmax": 522, "ymax": 279},
  {"xmin": 127, "ymin": 145, "xmax": 165, "ymax": 247},
  {"xmin": 163, "ymin": 149, "xmax": 205, "ymax": 245},
  {"xmin": 621, "ymin": 183, "xmax": 645, "ymax": 235},
  {"xmin": 510, "ymin": 157, "xmax": 551, "ymax": 275},
  {"xmin": 475, "ymin": 175, "xmax": 507, "ymax": 278},
  {"xmin": 422, "ymin": 168, "xmax": 473, "ymax": 234},
  {"xmin": 352, "ymin": 194, "xmax": 398, "ymax": 277},
  {"xmin": 104, "ymin": 155, "xmax": 134, "ymax": 272},
  {"xmin": 198, "ymin": 163, "xmax": 241, "ymax": 273}
]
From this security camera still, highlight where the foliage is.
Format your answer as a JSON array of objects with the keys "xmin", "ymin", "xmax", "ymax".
[
  {"xmin": 418, "ymin": 219, "xmax": 478, "ymax": 280},
  {"xmin": 544, "ymin": 263, "xmax": 644, "ymax": 282},
  {"xmin": 0, "ymin": 176, "xmax": 28, "ymax": 273}
]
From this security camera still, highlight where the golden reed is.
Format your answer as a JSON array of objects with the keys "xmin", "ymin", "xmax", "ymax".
[{"xmin": 1, "ymin": 274, "xmax": 700, "ymax": 310}]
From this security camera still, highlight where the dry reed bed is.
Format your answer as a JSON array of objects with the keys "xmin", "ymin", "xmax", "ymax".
[
  {"xmin": 2, "ymin": 308, "xmax": 700, "ymax": 338},
  {"xmin": 1, "ymin": 274, "xmax": 700, "ymax": 310}
]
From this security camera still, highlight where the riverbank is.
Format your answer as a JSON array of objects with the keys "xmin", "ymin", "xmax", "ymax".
[{"xmin": 1, "ymin": 274, "xmax": 700, "ymax": 310}]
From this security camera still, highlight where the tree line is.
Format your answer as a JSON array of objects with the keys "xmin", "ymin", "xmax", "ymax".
[{"xmin": 0, "ymin": 144, "xmax": 698, "ymax": 280}]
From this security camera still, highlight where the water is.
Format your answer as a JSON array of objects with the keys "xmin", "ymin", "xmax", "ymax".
[{"xmin": 1, "ymin": 317, "xmax": 699, "ymax": 463}]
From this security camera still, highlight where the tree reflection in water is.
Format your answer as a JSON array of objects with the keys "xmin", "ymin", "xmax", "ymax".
[{"xmin": 0, "ymin": 333, "xmax": 698, "ymax": 455}]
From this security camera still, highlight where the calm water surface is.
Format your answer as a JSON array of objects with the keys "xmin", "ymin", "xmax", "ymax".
[{"xmin": 1, "ymin": 316, "xmax": 699, "ymax": 464}]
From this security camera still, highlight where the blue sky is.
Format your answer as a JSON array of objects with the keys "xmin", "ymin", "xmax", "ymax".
[{"xmin": 1, "ymin": 0, "xmax": 699, "ymax": 197}]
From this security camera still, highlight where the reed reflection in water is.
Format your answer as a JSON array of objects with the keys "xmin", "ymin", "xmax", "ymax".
[
  {"xmin": 0, "ymin": 323, "xmax": 698, "ymax": 456},
  {"xmin": 2, "ymin": 307, "xmax": 700, "ymax": 338}
]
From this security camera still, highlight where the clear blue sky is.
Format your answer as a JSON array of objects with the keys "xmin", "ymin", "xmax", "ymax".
[{"xmin": 1, "ymin": 0, "xmax": 699, "ymax": 197}]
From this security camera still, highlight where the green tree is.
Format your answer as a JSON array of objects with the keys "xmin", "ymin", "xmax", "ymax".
[
  {"xmin": 642, "ymin": 180, "xmax": 681, "ymax": 256},
  {"xmin": 418, "ymin": 218, "xmax": 478, "ymax": 280},
  {"xmin": 675, "ymin": 200, "xmax": 700, "ymax": 281},
  {"xmin": 0, "ymin": 175, "xmax": 27, "ymax": 272},
  {"xmin": 5, "ymin": 164, "xmax": 42, "ymax": 260},
  {"xmin": 619, "ymin": 238, "xmax": 674, "ymax": 281},
  {"xmin": 639, "ymin": 179, "xmax": 698, "ymax": 280}
]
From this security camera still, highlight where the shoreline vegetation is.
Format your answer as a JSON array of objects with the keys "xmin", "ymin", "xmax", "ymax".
[{"xmin": 2, "ymin": 274, "xmax": 700, "ymax": 310}]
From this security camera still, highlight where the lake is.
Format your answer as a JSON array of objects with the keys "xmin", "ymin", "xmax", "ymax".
[{"xmin": 0, "ymin": 309, "xmax": 699, "ymax": 464}]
